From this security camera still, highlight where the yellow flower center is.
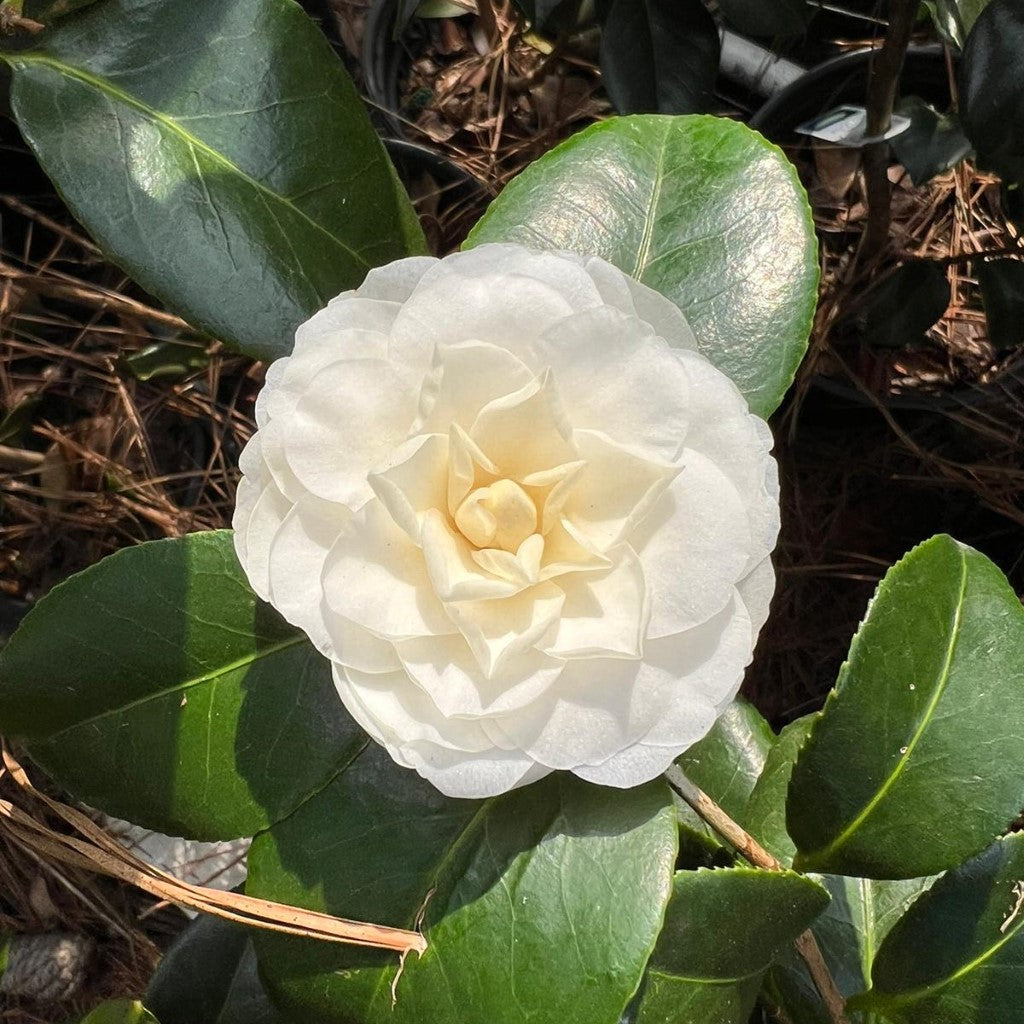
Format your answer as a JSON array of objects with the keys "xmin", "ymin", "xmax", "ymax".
[{"xmin": 454, "ymin": 478, "xmax": 538, "ymax": 552}]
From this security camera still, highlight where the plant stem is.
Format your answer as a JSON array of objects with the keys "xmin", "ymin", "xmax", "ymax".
[
  {"xmin": 664, "ymin": 767, "xmax": 851, "ymax": 1024},
  {"xmin": 861, "ymin": 0, "xmax": 919, "ymax": 259},
  {"xmin": 0, "ymin": 0, "xmax": 44, "ymax": 33}
]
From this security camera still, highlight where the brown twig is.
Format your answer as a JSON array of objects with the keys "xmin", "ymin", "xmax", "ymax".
[
  {"xmin": 861, "ymin": 0, "xmax": 919, "ymax": 259},
  {"xmin": 0, "ymin": 0, "xmax": 44, "ymax": 34},
  {"xmin": 664, "ymin": 767, "xmax": 850, "ymax": 1024}
]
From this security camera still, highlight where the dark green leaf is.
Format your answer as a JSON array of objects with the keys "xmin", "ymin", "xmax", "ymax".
[
  {"xmin": 852, "ymin": 833, "xmax": 1024, "ymax": 1024},
  {"xmin": 855, "ymin": 261, "xmax": 950, "ymax": 349},
  {"xmin": 633, "ymin": 867, "xmax": 830, "ymax": 1024},
  {"xmin": 978, "ymin": 258, "xmax": 1024, "ymax": 350},
  {"xmin": 511, "ymin": 0, "xmax": 583, "ymax": 33},
  {"xmin": 892, "ymin": 97, "xmax": 973, "ymax": 186},
  {"xmin": 715, "ymin": 0, "xmax": 810, "ymax": 37},
  {"xmin": 146, "ymin": 916, "xmax": 281, "ymax": 1024},
  {"xmin": 0, "ymin": 531, "xmax": 366, "ymax": 840},
  {"xmin": 924, "ymin": 0, "xmax": 991, "ymax": 50},
  {"xmin": 77, "ymin": 1002, "xmax": 160, "ymax": 1024},
  {"xmin": 598, "ymin": 0, "xmax": 720, "ymax": 115},
  {"xmin": 961, "ymin": 0, "xmax": 1024, "ymax": 183},
  {"xmin": 788, "ymin": 535, "xmax": 1024, "ymax": 879},
  {"xmin": 248, "ymin": 757, "xmax": 678, "ymax": 1024},
  {"xmin": 767, "ymin": 873, "xmax": 937, "ymax": 1024},
  {"xmin": 675, "ymin": 697, "xmax": 775, "ymax": 823},
  {"xmin": 3, "ymin": 0, "xmax": 426, "ymax": 362},
  {"xmin": 745, "ymin": 715, "xmax": 816, "ymax": 866},
  {"xmin": 467, "ymin": 115, "xmax": 819, "ymax": 417}
]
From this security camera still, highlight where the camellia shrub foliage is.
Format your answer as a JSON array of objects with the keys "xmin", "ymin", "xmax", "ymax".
[{"xmin": 3, "ymin": 2, "xmax": 1024, "ymax": 1023}]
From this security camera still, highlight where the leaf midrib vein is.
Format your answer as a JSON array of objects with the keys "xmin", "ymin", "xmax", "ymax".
[
  {"xmin": 7, "ymin": 52, "xmax": 371, "ymax": 271},
  {"xmin": 47, "ymin": 633, "xmax": 306, "ymax": 736},
  {"xmin": 807, "ymin": 548, "xmax": 970, "ymax": 863}
]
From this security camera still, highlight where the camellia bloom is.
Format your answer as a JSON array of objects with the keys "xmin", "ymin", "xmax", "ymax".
[{"xmin": 233, "ymin": 244, "xmax": 779, "ymax": 798}]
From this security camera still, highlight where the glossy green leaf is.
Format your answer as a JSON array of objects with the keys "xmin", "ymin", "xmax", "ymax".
[
  {"xmin": 767, "ymin": 874, "xmax": 937, "ymax": 1024},
  {"xmin": 716, "ymin": 0, "xmax": 810, "ymax": 37},
  {"xmin": 852, "ymin": 833, "xmax": 1024, "ymax": 1024},
  {"xmin": 675, "ymin": 697, "xmax": 775, "ymax": 824},
  {"xmin": 788, "ymin": 535, "xmax": 1024, "ymax": 879},
  {"xmin": 146, "ymin": 916, "xmax": 281, "ymax": 1024},
  {"xmin": 961, "ymin": 0, "xmax": 1024, "ymax": 184},
  {"xmin": 78, "ymin": 1002, "xmax": 160, "ymax": 1024},
  {"xmin": 0, "ymin": 531, "xmax": 366, "ymax": 840},
  {"xmin": 632, "ymin": 867, "xmax": 830, "ymax": 1024},
  {"xmin": 248, "ymin": 754, "xmax": 678, "ymax": 1024},
  {"xmin": 598, "ymin": 0, "xmax": 720, "ymax": 115},
  {"xmin": 891, "ymin": 97, "xmax": 973, "ymax": 186},
  {"xmin": 745, "ymin": 715, "xmax": 816, "ymax": 866},
  {"xmin": 855, "ymin": 261, "xmax": 951, "ymax": 349},
  {"xmin": 3, "ymin": 0, "xmax": 425, "ymax": 362},
  {"xmin": 924, "ymin": 0, "xmax": 991, "ymax": 49},
  {"xmin": 467, "ymin": 115, "xmax": 818, "ymax": 417},
  {"xmin": 978, "ymin": 258, "xmax": 1024, "ymax": 350}
]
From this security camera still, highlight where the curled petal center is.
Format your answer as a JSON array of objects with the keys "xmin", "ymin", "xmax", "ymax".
[{"xmin": 455, "ymin": 478, "xmax": 538, "ymax": 551}]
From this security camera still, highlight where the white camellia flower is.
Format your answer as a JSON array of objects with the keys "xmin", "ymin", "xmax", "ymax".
[{"xmin": 233, "ymin": 244, "xmax": 779, "ymax": 798}]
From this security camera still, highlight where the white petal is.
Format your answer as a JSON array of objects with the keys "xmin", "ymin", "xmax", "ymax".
[
  {"xmin": 445, "ymin": 582, "xmax": 566, "ymax": 676},
  {"xmin": 368, "ymin": 433, "xmax": 449, "ymax": 542},
  {"xmin": 238, "ymin": 480, "xmax": 292, "ymax": 601},
  {"xmin": 321, "ymin": 500, "xmax": 457, "ymax": 640},
  {"xmin": 736, "ymin": 555, "xmax": 775, "ymax": 639},
  {"xmin": 572, "ymin": 744, "xmax": 681, "ymax": 788},
  {"xmin": 397, "ymin": 740, "xmax": 548, "ymax": 799},
  {"xmin": 532, "ymin": 306, "xmax": 691, "ymax": 461},
  {"xmin": 634, "ymin": 451, "xmax": 752, "ymax": 637},
  {"xmin": 446, "ymin": 423, "xmax": 499, "ymax": 515},
  {"xmin": 469, "ymin": 370, "xmax": 577, "ymax": 479},
  {"xmin": 538, "ymin": 546, "xmax": 648, "ymax": 660},
  {"xmin": 390, "ymin": 271, "xmax": 580, "ymax": 365},
  {"xmin": 414, "ymin": 341, "xmax": 534, "ymax": 435},
  {"xmin": 337, "ymin": 665, "xmax": 494, "ymax": 752},
  {"xmin": 563, "ymin": 429, "xmax": 680, "ymax": 552},
  {"xmin": 266, "ymin": 494, "xmax": 346, "ymax": 656},
  {"xmin": 396, "ymin": 633, "xmax": 564, "ymax": 716},
  {"xmin": 537, "ymin": 518, "xmax": 611, "ymax": 579},
  {"xmin": 285, "ymin": 358, "xmax": 418, "ymax": 508},
  {"xmin": 292, "ymin": 303, "xmax": 395, "ymax": 359},
  {"xmin": 675, "ymin": 349, "xmax": 780, "ymax": 570},
  {"xmin": 420, "ymin": 510, "xmax": 523, "ymax": 601},
  {"xmin": 356, "ymin": 255, "xmax": 437, "ymax": 303},
  {"xmin": 583, "ymin": 255, "xmax": 699, "ymax": 351}
]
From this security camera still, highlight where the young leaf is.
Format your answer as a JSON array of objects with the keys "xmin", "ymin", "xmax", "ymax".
[
  {"xmin": 675, "ymin": 697, "xmax": 775, "ymax": 824},
  {"xmin": 745, "ymin": 715, "xmax": 816, "ymax": 866},
  {"xmin": 788, "ymin": 535, "xmax": 1024, "ymax": 879},
  {"xmin": 961, "ymin": 0, "xmax": 1024, "ymax": 184},
  {"xmin": 0, "ymin": 532, "xmax": 366, "ymax": 841},
  {"xmin": 632, "ymin": 867, "xmax": 830, "ymax": 1024},
  {"xmin": 3, "ymin": 0, "xmax": 426, "ymax": 363},
  {"xmin": 247, "ymin": 759, "xmax": 678, "ymax": 1024},
  {"xmin": 468, "ymin": 115, "xmax": 818, "ymax": 417},
  {"xmin": 598, "ymin": 0, "xmax": 720, "ymax": 115},
  {"xmin": 924, "ymin": 0, "xmax": 991, "ymax": 49},
  {"xmin": 146, "ymin": 916, "xmax": 281, "ymax": 1024},
  {"xmin": 978, "ymin": 258, "xmax": 1024, "ymax": 350},
  {"xmin": 852, "ymin": 832, "xmax": 1024, "ymax": 1024}
]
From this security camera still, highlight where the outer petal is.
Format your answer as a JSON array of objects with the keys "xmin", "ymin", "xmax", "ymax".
[
  {"xmin": 356, "ymin": 255, "xmax": 437, "ymax": 303},
  {"xmin": 571, "ymin": 743, "xmax": 681, "ymax": 788},
  {"xmin": 321, "ymin": 500, "xmax": 457, "ymax": 640},
  {"xmin": 736, "ymin": 555, "xmax": 776, "ymax": 639},
  {"xmin": 633, "ymin": 451, "xmax": 752, "ymax": 637},
  {"xmin": 284, "ymin": 358, "xmax": 419, "ymax": 508},
  {"xmin": 396, "ymin": 633, "xmax": 564, "ymax": 717},
  {"xmin": 531, "ymin": 306, "xmax": 692, "ymax": 460},
  {"xmin": 583, "ymin": 255, "xmax": 699, "ymax": 351},
  {"xmin": 236, "ymin": 479, "xmax": 291, "ymax": 601},
  {"xmin": 396, "ymin": 740, "xmax": 548, "ymax": 799}
]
